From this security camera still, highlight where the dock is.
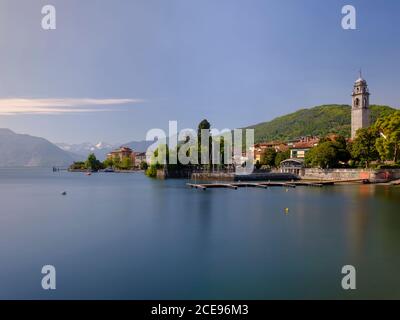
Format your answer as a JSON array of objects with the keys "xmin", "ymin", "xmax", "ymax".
[
  {"xmin": 187, "ymin": 179, "xmax": 369, "ymax": 190},
  {"xmin": 187, "ymin": 181, "xmax": 297, "ymax": 190},
  {"xmin": 390, "ymin": 179, "xmax": 400, "ymax": 186}
]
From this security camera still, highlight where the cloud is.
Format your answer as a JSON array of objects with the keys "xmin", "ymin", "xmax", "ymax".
[{"xmin": 0, "ymin": 98, "xmax": 144, "ymax": 115}]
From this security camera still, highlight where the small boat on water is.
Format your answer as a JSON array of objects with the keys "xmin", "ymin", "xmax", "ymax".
[
  {"xmin": 86, "ymin": 172, "xmax": 92, "ymax": 176},
  {"xmin": 61, "ymin": 191, "xmax": 67, "ymax": 196},
  {"xmin": 104, "ymin": 168, "xmax": 115, "ymax": 173}
]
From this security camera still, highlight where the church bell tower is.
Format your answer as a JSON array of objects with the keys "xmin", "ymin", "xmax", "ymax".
[{"xmin": 351, "ymin": 72, "xmax": 370, "ymax": 139}]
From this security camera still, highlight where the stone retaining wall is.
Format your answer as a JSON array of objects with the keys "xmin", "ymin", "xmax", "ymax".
[{"xmin": 302, "ymin": 168, "xmax": 400, "ymax": 182}]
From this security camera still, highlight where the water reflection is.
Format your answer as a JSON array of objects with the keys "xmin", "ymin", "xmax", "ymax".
[{"xmin": 1, "ymin": 169, "xmax": 400, "ymax": 299}]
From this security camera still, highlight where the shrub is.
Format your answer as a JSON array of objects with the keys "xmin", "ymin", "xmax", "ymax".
[{"xmin": 145, "ymin": 165, "xmax": 158, "ymax": 178}]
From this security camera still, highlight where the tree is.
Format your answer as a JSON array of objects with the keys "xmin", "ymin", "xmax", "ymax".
[
  {"xmin": 140, "ymin": 161, "xmax": 148, "ymax": 170},
  {"xmin": 145, "ymin": 164, "xmax": 158, "ymax": 178},
  {"xmin": 120, "ymin": 156, "xmax": 133, "ymax": 170},
  {"xmin": 305, "ymin": 142, "xmax": 339, "ymax": 169},
  {"xmin": 151, "ymin": 144, "xmax": 169, "ymax": 166},
  {"xmin": 349, "ymin": 128, "xmax": 379, "ymax": 168},
  {"xmin": 103, "ymin": 158, "xmax": 114, "ymax": 168},
  {"xmin": 197, "ymin": 119, "xmax": 211, "ymax": 141},
  {"xmin": 374, "ymin": 111, "xmax": 400, "ymax": 163},
  {"xmin": 70, "ymin": 161, "xmax": 86, "ymax": 170},
  {"xmin": 113, "ymin": 156, "xmax": 121, "ymax": 169},
  {"xmin": 85, "ymin": 153, "xmax": 103, "ymax": 171},
  {"xmin": 333, "ymin": 135, "xmax": 351, "ymax": 163},
  {"xmin": 260, "ymin": 148, "xmax": 277, "ymax": 167},
  {"xmin": 197, "ymin": 119, "xmax": 211, "ymax": 165},
  {"xmin": 274, "ymin": 150, "xmax": 290, "ymax": 167}
]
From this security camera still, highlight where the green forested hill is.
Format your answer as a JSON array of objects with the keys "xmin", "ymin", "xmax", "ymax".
[{"xmin": 246, "ymin": 104, "xmax": 397, "ymax": 143}]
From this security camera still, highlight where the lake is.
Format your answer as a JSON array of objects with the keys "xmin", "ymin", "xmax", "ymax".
[{"xmin": 0, "ymin": 168, "xmax": 399, "ymax": 299}]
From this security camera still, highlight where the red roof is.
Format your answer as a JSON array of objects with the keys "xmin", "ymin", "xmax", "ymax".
[{"xmin": 291, "ymin": 140, "xmax": 318, "ymax": 149}]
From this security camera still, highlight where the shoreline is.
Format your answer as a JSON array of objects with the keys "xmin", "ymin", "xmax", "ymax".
[{"xmin": 67, "ymin": 169, "xmax": 144, "ymax": 173}]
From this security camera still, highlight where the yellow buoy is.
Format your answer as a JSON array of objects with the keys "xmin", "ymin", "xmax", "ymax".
[{"xmin": 284, "ymin": 208, "xmax": 289, "ymax": 214}]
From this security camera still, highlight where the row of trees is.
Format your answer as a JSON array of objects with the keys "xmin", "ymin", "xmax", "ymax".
[
  {"xmin": 70, "ymin": 153, "xmax": 104, "ymax": 171},
  {"xmin": 70, "ymin": 153, "xmax": 148, "ymax": 172},
  {"xmin": 256, "ymin": 149, "xmax": 290, "ymax": 169},
  {"xmin": 145, "ymin": 119, "xmax": 239, "ymax": 177}
]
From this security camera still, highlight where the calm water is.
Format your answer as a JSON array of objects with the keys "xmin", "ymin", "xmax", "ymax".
[{"xmin": 0, "ymin": 168, "xmax": 399, "ymax": 299}]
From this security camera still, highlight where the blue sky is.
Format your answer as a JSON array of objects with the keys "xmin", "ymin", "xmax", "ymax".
[{"xmin": 0, "ymin": 0, "xmax": 399, "ymax": 144}]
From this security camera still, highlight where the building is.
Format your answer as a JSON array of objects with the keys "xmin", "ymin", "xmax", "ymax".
[
  {"xmin": 253, "ymin": 141, "xmax": 288, "ymax": 163},
  {"xmin": 280, "ymin": 158, "xmax": 305, "ymax": 176},
  {"xmin": 134, "ymin": 152, "xmax": 147, "ymax": 167},
  {"xmin": 107, "ymin": 146, "xmax": 136, "ymax": 165},
  {"xmin": 278, "ymin": 137, "xmax": 319, "ymax": 175},
  {"xmin": 351, "ymin": 73, "xmax": 370, "ymax": 139},
  {"xmin": 289, "ymin": 137, "xmax": 319, "ymax": 159}
]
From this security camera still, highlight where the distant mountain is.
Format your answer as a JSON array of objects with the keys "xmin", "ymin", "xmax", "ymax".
[
  {"xmin": 0, "ymin": 128, "xmax": 78, "ymax": 167},
  {"xmin": 246, "ymin": 104, "xmax": 398, "ymax": 143},
  {"xmin": 56, "ymin": 141, "xmax": 115, "ymax": 160},
  {"xmin": 123, "ymin": 140, "xmax": 153, "ymax": 153}
]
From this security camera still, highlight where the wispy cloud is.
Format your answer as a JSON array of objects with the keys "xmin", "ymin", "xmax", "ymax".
[{"xmin": 0, "ymin": 98, "xmax": 144, "ymax": 115}]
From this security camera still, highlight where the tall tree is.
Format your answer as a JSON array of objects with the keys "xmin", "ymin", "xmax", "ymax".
[
  {"xmin": 260, "ymin": 148, "xmax": 277, "ymax": 167},
  {"xmin": 85, "ymin": 153, "xmax": 103, "ymax": 171},
  {"xmin": 349, "ymin": 128, "xmax": 379, "ymax": 168},
  {"xmin": 275, "ymin": 150, "xmax": 290, "ymax": 167},
  {"xmin": 374, "ymin": 111, "xmax": 400, "ymax": 163},
  {"xmin": 197, "ymin": 119, "xmax": 211, "ymax": 165},
  {"xmin": 305, "ymin": 142, "xmax": 339, "ymax": 169}
]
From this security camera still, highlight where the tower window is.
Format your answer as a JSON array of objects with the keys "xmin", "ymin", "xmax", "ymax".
[{"xmin": 355, "ymin": 98, "xmax": 360, "ymax": 106}]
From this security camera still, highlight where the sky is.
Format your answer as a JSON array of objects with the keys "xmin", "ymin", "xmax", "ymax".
[{"xmin": 0, "ymin": 0, "xmax": 399, "ymax": 144}]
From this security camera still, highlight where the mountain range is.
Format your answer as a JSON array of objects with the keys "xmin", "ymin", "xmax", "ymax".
[
  {"xmin": 0, "ymin": 128, "xmax": 153, "ymax": 167},
  {"xmin": 55, "ymin": 140, "xmax": 152, "ymax": 161},
  {"xmin": 0, "ymin": 128, "xmax": 77, "ymax": 167},
  {"xmin": 0, "ymin": 104, "xmax": 397, "ymax": 167}
]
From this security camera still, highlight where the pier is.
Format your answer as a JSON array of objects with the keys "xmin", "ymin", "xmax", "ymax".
[
  {"xmin": 187, "ymin": 179, "xmax": 369, "ymax": 190},
  {"xmin": 188, "ymin": 181, "xmax": 298, "ymax": 190},
  {"xmin": 390, "ymin": 179, "xmax": 400, "ymax": 185}
]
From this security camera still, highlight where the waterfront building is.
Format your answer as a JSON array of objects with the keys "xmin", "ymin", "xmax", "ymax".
[
  {"xmin": 278, "ymin": 137, "xmax": 319, "ymax": 175},
  {"xmin": 280, "ymin": 158, "xmax": 305, "ymax": 175},
  {"xmin": 289, "ymin": 138, "xmax": 319, "ymax": 159},
  {"xmin": 253, "ymin": 141, "xmax": 288, "ymax": 163},
  {"xmin": 351, "ymin": 73, "xmax": 370, "ymax": 139},
  {"xmin": 107, "ymin": 146, "xmax": 136, "ymax": 164}
]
